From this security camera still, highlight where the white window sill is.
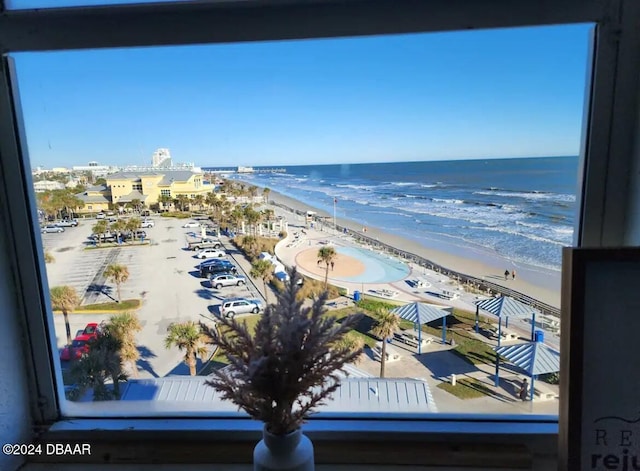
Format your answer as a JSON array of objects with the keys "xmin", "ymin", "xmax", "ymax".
[{"xmin": 22, "ymin": 418, "xmax": 557, "ymax": 468}]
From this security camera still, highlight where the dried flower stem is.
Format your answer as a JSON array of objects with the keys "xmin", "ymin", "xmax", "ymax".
[{"xmin": 200, "ymin": 267, "xmax": 362, "ymax": 435}]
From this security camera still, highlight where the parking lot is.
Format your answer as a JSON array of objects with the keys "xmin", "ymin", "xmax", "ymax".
[{"xmin": 41, "ymin": 216, "xmax": 263, "ymax": 378}]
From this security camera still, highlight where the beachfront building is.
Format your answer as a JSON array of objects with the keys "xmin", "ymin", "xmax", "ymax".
[
  {"xmin": 32, "ymin": 180, "xmax": 65, "ymax": 192},
  {"xmin": 73, "ymin": 170, "xmax": 212, "ymax": 213},
  {"xmin": 151, "ymin": 148, "xmax": 172, "ymax": 168},
  {"xmin": 74, "ymin": 184, "xmax": 111, "ymax": 214},
  {"xmin": 71, "ymin": 161, "xmax": 116, "ymax": 178}
]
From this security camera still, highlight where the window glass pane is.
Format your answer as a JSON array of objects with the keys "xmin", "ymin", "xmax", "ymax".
[
  {"xmin": 6, "ymin": 0, "xmax": 190, "ymax": 9},
  {"xmin": 13, "ymin": 24, "xmax": 590, "ymax": 416}
]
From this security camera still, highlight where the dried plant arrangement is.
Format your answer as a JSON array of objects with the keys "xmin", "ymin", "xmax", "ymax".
[{"xmin": 200, "ymin": 268, "xmax": 362, "ymax": 435}]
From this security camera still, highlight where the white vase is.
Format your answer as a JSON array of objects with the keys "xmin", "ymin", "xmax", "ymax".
[{"xmin": 253, "ymin": 425, "xmax": 315, "ymax": 471}]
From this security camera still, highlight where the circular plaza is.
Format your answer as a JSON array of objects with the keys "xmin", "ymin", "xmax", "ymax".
[{"xmin": 295, "ymin": 245, "xmax": 410, "ymax": 284}]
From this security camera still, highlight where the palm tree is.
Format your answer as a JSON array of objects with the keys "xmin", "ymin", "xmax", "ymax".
[
  {"xmin": 158, "ymin": 194, "xmax": 173, "ymax": 211},
  {"xmin": 49, "ymin": 286, "xmax": 80, "ymax": 349},
  {"xmin": 104, "ymin": 264, "xmax": 130, "ymax": 302},
  {"xmin": 317, "ymin": 246, "xmax": 337, "ymax": 288},
  {"xmin": 164, "ymin": 321, "xmax": 208, "ymax": 376},
  {"xmin": 205, "ymin": 192, "xmax": 218, "ymax": 215},
  {"xmin": 241, "ymin": 235, "xmax": 258, "ymax": 257},
  {"xmin": 125, "ymin": 217, "xmax": 141, "ymax": 241},
  {"xmin": 371, "ymin": 308, "xmax": 400, "ymax": 378},
  {"xmin": 68, "ymin": 330, "xmax": 126, "ymax": 401},
  {"xmin": 130, "ymin": 198, "xmax": 141, "ymax": 213},
  {"xmin": 193, "ymin": 194, "xmax": 205, "ymax": 211},
  {"xmin": 110, "ymin": 219, "xmax": 127, "ymax": 243},
  {"xmin": 176, "ymin": 194, "xmax": 190, "ymax": 212},
  {"xmin": 229, "ymin": 205, "xmax": 245, "ymax": 233},
  {"xmin": 105, "ymin": 312, "xmax": 142, "ymax": 378},
  {"xmin": 250, "ymin": 259, "xmax": 274, "ymax": 303},
  {"xmin": 262, "ymin": 187, "xmax": 271, "ymax": 203},
  {"xmin": 244, "ymin": 206, "xmax": 262, "ymax": 235},
  {"xmin": 92, "ymin": 220, "xmax": 109, "ymax": 245}
]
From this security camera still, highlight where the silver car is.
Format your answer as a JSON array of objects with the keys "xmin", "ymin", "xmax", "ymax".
[
  {"xmin": 209, "ymin": 274, "xmax": 246, "ymax": 289},
  {"xmin": 220, "ymin": 297, "xmax": 262, "ymax": 318},
  {"xmin": 41, "ymin": 225, "xmax": 64, "ymax": 233}
]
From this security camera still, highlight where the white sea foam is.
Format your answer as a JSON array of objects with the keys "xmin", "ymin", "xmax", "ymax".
[
  {"xmin": 432, "ymin": 198, "xmax": 464, "ymax": 204},
  {"xmin": 474, "ymin": 190, "xmax": 576, "ymax": 202},
  {"xmin": 334, "ymin": 183, "xmax": 374, "ymax": 191}
]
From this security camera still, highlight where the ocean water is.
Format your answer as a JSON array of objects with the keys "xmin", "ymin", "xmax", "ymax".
[{"xmin": 208, "ymin": 156, "xmax": 579, "ymax": 272}]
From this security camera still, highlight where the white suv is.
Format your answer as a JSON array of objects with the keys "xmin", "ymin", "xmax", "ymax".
[
  {"xmin": 209, "ymin": 274, "xmax": 246, "ymax": 289},
  {"xmin": 140, "ymin": 219, "xmax": 155, "ymax": 228},
  {"xmin": 220, "ymin": 298, "xmax": 262, "ymax": 318}
]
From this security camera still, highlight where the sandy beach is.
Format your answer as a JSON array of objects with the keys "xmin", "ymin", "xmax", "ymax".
[{"xmin": 265, "ymin": 189, "xmax": 561, "ymax": 308}]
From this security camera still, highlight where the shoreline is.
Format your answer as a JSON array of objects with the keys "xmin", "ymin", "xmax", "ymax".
[{"xmin": 264, "ymin": 189, "xmax": 561, "ymax": 308}]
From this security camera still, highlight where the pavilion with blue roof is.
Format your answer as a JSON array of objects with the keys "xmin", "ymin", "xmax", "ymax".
[
  {"xmin": 494, "ymin": 341, "xmax": 560, "ymax": 400},
  {"xmin": 390, "ymin": 303, "xmax": 453, "ymax": 354},
  {"xmin": 475, "ymin": 296, "xmax": 542, "ymax": 347}
]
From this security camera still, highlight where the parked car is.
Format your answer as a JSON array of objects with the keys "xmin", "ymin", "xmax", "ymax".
[
  {"xmin": 199, "ymin": 258, "xmax": 235, "ymax": 269},
  {"xmin": 81, "ymin": 322, "xmax": 100, "ymax": 339},
  {"xmin": 74, "ymin": 322, "xmax": 101, "ymax": 341},
  {"xmin": 196, "ymin": 248, "xmax": 226, "ymax": 259},
  {"xmin": 182, "ymin": 221, "xmax": 200, "ymax": 228},
  {"xmin": 209, "ymin": 273, "xmax": 247, "ymax": 289},
  {"xmin": 140, "ymin": 219, "xmax": 155, "ymax": 228},
  {"xmin": 54, "ymin": 219, "xmax": 78, "ymax": 227},
  {"xmin": 96, "ymin": 213, "xmax": 106, "ymax": 219},
  {"xmin": 89, "ymin": 233, "xmax": 116, "ymax": 243},
  {"xmin": 200, "ymin": 263, "xmax": 237, "ymax": 278},
  {"xmin": 220, "ymin": 297, "xmax": 262, "ymax": 318},
  {"xmin": 121, "ymin": 230, "xmax": 147, "ymax": 241},
  {"xmin": 41, "ymin": 225, "xmax": 64, "ymax": 233},
  {"xmin": 59, "ymin": 335, "xmax": 92, "ymax": 361},
  {"xmin": 187, "ymin": 237, "xmax": 222, "ymax": 251}
]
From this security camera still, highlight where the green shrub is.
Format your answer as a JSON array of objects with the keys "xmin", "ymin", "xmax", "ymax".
[
  {"xmin": 540, "ymin": 372, "xmax": 559, "ymax": 385},
  {"xmin": 355, "ymin": 298, "xmax": 399, "ymax": 312},
  {"xmin": 160, "ymin": 212, "xmax": 191, "ymax": 219}
]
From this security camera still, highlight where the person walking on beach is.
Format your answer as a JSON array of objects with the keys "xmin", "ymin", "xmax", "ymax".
[
  {"xmin": 519, "ymin": 378, "xmax": 529, "ymax": 401},
  {"xmin": 512, "ymin": 270, "xmax": 516, "ymax": 280},
  {"xmin": 330, "ymin": 261, "xmax": 335, "ymax": 271},
  {"xmin": 504, "ymin": 269, "xmax": 510, "ymax": 280}
]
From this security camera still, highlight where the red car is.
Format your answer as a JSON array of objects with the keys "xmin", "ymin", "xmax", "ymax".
[
  {"xmin": 80, "ymin": 323, "xmax": 100, "ymax": 340},
  {"xmin": 59, "ymin": 334, "xmax": 92, "ymax": 361}
]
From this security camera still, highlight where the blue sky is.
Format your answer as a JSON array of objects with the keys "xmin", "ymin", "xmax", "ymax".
[{"xmin": 14, "ymin": 24, "xmax": 592, "ymax": 168}]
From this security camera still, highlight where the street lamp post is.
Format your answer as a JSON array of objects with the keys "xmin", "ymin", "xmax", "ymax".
[{"xmin": 333, "ymin": 197, "xmax": 337, "ymax": 233}]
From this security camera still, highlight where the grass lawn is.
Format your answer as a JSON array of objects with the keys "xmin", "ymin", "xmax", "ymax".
[
  {"xmin": 160, "ymin": 212, "xmax": 193, "ymax": 219},
  {"xmin": 65, "ymin": 298, "xmax": 142, "ymax": 312},
  {"xmin": 203, "ymin": 314, "xmax": 261, "ymax": 369},
  {"xmin": 85, "ymin": 241, "xmax": 150, "ymax": 250},
  {"xmin": 332, "ymin": 304, "xmax": 496, "ymax": 366},
  {"xmin": 437, "ymin": 377, "xmax": 492, "ymax": 399}
]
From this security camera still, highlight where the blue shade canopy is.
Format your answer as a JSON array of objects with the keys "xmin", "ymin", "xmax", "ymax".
[
  {"xmin": 475, "ymin": 296, "xmax": 541, "ymax": 318},
  {"xmin": 494, "ymin": 342, "xmax": 560, "ymax": 375},
  {"xmin": 390, "ymin": 303, "xmax": 451, "ymax": 325}
]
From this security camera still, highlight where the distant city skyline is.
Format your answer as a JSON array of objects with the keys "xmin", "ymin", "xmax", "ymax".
[{"xmin": 14, "ymin": 24, "xmax": 591, "ymax": 168}]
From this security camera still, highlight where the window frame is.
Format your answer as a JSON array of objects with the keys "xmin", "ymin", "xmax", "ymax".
[{"xmin": 1, "ymin": 0, "xmax": 639, "ymax": 465}]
